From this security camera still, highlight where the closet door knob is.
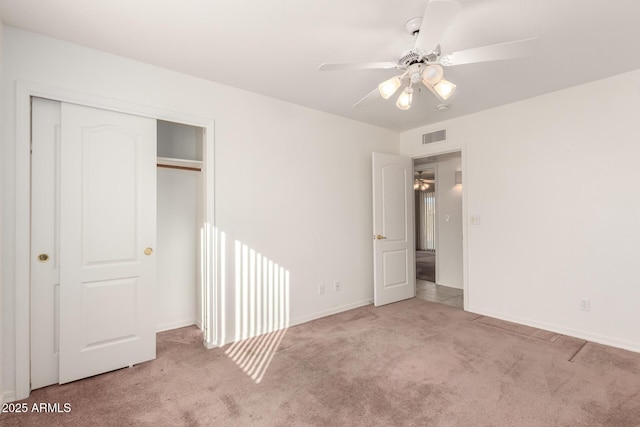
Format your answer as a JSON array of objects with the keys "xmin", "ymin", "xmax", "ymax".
[
  {"xmin": 144, "ymin": 247, "xmax": 153, "ymax": 256},
  {"xmin": 38, "ymin": 253, "xmax": 50, "ymax": 262}
]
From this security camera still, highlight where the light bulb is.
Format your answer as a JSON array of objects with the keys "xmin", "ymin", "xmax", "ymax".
[
  {"xmin": 378, "ymin": 77, "xmax": 401, "ymax": 99},
  {"xmin": 421, "ymin": 184, "xmax": 428, "ymax": 191},
  {"xmin": 414, "ymin": 182, "xmax": 420, "ymax": 190},
  {"xmin": 434, "ymin": 79, "xmax": 456, "ymax": 100},
  {"xmin": 396, "ymin": 87, "xmax": 413, "ymax": 110},
  {"xmin": 422, "ymin": 65, "xmax": 443, "ymax": 86}
]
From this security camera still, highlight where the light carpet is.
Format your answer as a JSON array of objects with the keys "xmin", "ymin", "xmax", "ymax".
[{"xmin": 2, "ymin": 298, "xmax": 640, "ymax": 426}]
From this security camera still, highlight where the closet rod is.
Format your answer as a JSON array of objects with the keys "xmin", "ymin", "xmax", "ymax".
[{"xmin": 157, "ymin": 163, "xmax": 201, "ymax": 172}]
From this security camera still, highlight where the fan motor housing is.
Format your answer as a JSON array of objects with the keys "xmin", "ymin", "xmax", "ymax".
[
  {"xmin": 397, "ymin": 51, "xmax": 421, "ymax": 68},
  {"xmin": 396, "ymin": 50, "xmax": 439, "ymax": 69}
]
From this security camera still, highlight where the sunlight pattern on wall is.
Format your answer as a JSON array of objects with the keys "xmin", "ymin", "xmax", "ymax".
[
  {"xmin": 200, "ymin": 222, "xmax": 222, "ymax": 347},
  {"xmin": 225, "ymin": 240, "xmax": 290, "ymax": 383}
]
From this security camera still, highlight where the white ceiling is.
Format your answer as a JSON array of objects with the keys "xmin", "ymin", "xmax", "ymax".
[{"xmin": 1, "ymin": 0, "xmax": 640, "ymax": 132}]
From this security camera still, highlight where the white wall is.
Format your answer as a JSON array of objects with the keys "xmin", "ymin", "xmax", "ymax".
[
  {"xmin": 157, "ymin": 167, "xmax": 199, "ymax": 331},
  {"xmin": 400, "ymin": 69, "xmax": 640, "ymax": 352},
  {"xmin": 435, "ymin": 153, "xmax": 463, "ymax": 289},
  {"xmin": 1, "ymin": 27, "xmax": 398, "ymax": 397}
]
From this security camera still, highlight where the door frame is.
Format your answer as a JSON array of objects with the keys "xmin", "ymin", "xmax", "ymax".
[
  {"xmin": 14, "ymin": 81, "xmax": 220, "ymax": 400},
  {"xmin": 412, "ymin": 148, "xmax": 467, "ymax": 310}
]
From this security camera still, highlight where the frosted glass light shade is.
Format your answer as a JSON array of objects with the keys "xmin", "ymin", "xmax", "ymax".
[
  {"xmin": 434, "ymin": 79, "xmax": 456, "ymax": 100},
  {"xmin": 422, "ymin": 65, "xmax": 444, "ymax": 86},
  {"xmin": 396, "ymin": 87, "xmax": 413, "ymax": 110},
  {"xmin": 378, "ymin": 77, "xmax": 402, "ymax": 99}
]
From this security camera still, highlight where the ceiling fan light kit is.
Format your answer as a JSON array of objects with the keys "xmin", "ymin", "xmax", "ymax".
[
  {"xmin": 381, "ymin": 62, "xmax": 455, "ymax": 109},
  {"xmin": 319, "ymin": 0, "xmax": 538, "ymax": 112},
  {"xmin": 433, "ymin": 78, "xmax": 456, "ymax": 100},
  {"xmin": 378, "ymin": 76, "xmax": 402, "ymax": 99},
  {"xmin": 422, "ymin": 64, "xmax": 444, "ymax": 85},
  {"xmin": 414, "ymin": 171, "xmax": 432, "ymax": 191},
  {"xmin": 396, "ymin": 86, "xmax": 414, "ymax": 110}
]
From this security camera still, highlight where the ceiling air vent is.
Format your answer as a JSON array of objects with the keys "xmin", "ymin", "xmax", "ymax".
[{"xmin": 422, "ymin": 129, "xmax": 446, "ymax": 145}]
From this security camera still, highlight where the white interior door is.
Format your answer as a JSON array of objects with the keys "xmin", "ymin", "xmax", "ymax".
[
  {"xmin": 372, "ymin": 152, "xmax": 415, "ymax": 306},
  {"xmin": 30, "ymin": 97, "xmax": 62, "ymax": 389},
  {"xmin": 58, "ymin": 102, "xmax": 157, "ymax": 384}
]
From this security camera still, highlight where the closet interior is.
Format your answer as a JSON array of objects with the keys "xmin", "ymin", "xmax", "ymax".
[{"xmin": 156, "ymin": 120, "xmax": 204, "ymax": 332}]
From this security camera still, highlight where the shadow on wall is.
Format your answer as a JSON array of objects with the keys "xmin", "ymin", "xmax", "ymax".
[{"xmin": 205, "ymin": 226, "xmax": 291, "ymax": 384}]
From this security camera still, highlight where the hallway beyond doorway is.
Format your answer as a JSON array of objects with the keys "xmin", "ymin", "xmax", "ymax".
[
  {"xmin": 416, "ymin": 250, "xmax": 435, "ymax": 282},
  {"xmin": 416, "ymin": 279, "xmax": 463, "ymax": 309}
]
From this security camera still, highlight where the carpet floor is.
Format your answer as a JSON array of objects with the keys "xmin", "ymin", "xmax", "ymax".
[{"xmin": 3, "ymin": 299, "xmax": 640, "ymax": 426}]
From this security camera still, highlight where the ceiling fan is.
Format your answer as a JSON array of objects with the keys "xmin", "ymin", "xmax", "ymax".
[
  {"xmin": 319, "ymin": 0, "xmax": 538, "ymax": 110},
  {"xmin": 414, "ymin": 171, "xmax": 434, "ymax": 191}
]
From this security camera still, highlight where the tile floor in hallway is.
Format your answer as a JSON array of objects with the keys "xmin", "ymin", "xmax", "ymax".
[{"xmin": 416, "ymin": 279, "xmax": 464, "ymax": 309}]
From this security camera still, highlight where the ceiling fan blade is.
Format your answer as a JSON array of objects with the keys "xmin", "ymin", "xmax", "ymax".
[
  {"xmin": 352, "ymin": 88, "xmax": 380, "ymax": 108},
  {"xmin": 414, "ymin": 0, "xmax": 462, "ymax": 52},
  {"xmin": 441, "ymin": 38, "xmax": 539, "ymax": 66},
  {"xmin": 318, "ymin": 62, "xmax": 397, "ymax": 71}
]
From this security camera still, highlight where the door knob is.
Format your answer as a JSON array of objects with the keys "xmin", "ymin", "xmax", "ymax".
[
  {"xmin": 144, "ymin": 247, "xmax": 153, "ymax": 255},
  {"xmin": 37, "ymin": 253, "xmax": 50, "ymax": 262},
  {"xmin": 375, "ymin": 234, "xmax": 387, "ymax": 240}
]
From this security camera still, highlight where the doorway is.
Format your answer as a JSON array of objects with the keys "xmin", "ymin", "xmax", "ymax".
[
  {"xmin": 29, "ymin": 98, "xmax": 206, "ymax": 389},
  {"xmin": 414, "ymin": 165, "xmax": 436, "ymax": 282},
  {"xmin": 156, "ymin": 120, "xmax": 205, "ymax": 333},
  {"xmin": 413, "ymin": 152, "xmax": 464, "ymax": 309}
]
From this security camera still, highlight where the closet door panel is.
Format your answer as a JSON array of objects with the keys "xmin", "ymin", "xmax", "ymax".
[
  {"xmin": 30, "ymin": 97, "xmax": 62, "ymax": 389},
  {"xmin": 59, "ymin": 103, "xmax": 157, "ymax": 384},
  {"xmin": 81, "ymin": 127, "xmax": 138, "ymax": 264}
]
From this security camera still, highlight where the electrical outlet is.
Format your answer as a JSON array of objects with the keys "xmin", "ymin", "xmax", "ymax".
[
  {"xmin": 318, "ymin": 283, "xmax": 325, "ymax": 295},
  {"xmin": 334, "ymin": 281, "xmax": 341, "ymax": 292},
  {"xmin": 579, "ymin": 298, "xmax": 590, "ymax": 312}
]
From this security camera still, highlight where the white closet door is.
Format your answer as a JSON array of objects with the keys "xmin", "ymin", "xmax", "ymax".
[
  {"xmin": 31, "ymin": 97, "xmax": 62, "ymax": 389},
  {"xmin": 59, "ymin": 103, "xmax": 157, "ymax": 384}
]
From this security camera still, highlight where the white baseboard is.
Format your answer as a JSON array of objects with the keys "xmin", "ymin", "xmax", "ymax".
[
  {"xmin": 215, "ymin": 298, "xmax": 374, "ymax": 348},
  {"xmin": 438, "ymin": 282, "xmax": 463, "ymax": 290},
  {"xmin": 156, "ymin": 319, "xmax": 197, "ymax": 333},
  {"xmin": 204, "ymin": 339, "xmax": 218, "ymax": 350},
  {"xmin": 467, "ymin": 305, "xmax": 640, "ymax": 354},
  {"xmin": 289, "ymin": 298, "xmax": 374, "ymax": 329},
  {"xmin": 3, "ymin": 391, "xmax": 17, "ymax": 404}
]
